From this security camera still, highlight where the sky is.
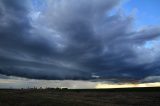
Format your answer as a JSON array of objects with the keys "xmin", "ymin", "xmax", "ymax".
[
  {"xmin": 123, "ymin": 0, "xmax": 160, "ymax": 27},
  {"xmin": 0, "ymin": 0, "xmax": 160, "ymax": 89}
]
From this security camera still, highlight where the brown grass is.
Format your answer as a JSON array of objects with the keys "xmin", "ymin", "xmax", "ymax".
[{"xmin": 0, "ymin": 88, "xmax": 160, "ymax": 106}]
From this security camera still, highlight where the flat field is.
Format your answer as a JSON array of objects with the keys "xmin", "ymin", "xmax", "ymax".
[{"xmin": 0, "ymin": 87, "xmax": 160, "ymax": 106}]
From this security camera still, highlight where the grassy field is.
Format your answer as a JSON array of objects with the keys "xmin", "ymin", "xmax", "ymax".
[{"xmin": 0, "ymin": 87, "xmax": 160, "ymax": 106}]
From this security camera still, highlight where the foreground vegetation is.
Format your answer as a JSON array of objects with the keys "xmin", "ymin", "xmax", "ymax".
[{"xmin": 0, "ymin": 87, "xmax": 160, "ymax": 106}]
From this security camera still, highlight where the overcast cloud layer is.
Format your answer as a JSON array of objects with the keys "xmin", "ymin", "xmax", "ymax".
[{"xmin": 0, "ymin": 0, "xmax": 160, "ymax": 83}]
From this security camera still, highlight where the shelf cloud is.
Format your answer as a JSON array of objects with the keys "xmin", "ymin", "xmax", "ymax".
[{"xmin": 0, "ymin": 0, "xmax": 160, "ymax": 83}]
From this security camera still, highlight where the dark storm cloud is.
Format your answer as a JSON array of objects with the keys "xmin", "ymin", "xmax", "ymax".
[{"xmin": 0, "ymin": 0, "xmax": 160, "ymax": 82}]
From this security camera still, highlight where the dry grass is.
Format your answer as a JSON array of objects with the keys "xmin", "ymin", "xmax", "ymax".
[{"xmin": 0, "ymin": 88, "xmax": 160, "ymax": 106}]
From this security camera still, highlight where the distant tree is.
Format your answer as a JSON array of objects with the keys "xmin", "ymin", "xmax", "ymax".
[{"xmin": 61, "ymin": 88, "xmax": 68, "ymax": 90}]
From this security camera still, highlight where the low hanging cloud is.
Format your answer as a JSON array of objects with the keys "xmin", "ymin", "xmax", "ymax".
[{"xmin": 0, "ymin": 0, "xmax": 160, "ymax": 82}]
